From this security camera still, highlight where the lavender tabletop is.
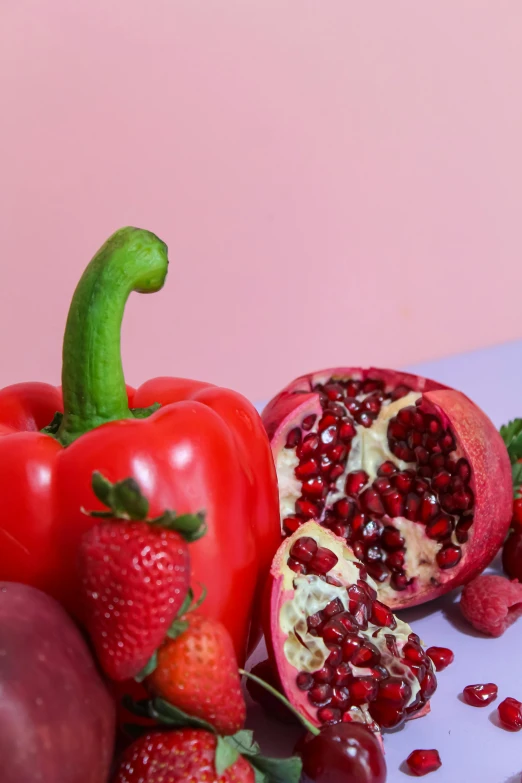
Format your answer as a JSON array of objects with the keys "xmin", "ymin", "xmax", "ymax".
[{"xmin": 251, "ymin": 340, "xmax": 522, "ymax": 783}]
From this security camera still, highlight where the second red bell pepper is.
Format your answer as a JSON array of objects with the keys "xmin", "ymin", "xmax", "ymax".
[{"xmin": 0, "ymin": 227, "xmax": 281, "ymax": 663}]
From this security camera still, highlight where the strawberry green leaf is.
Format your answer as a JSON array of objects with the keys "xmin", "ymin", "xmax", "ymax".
[
  {"xmin": 512, "ymin": 462, "xmax": 522, "ymax": 498},
  {"xmin": 166, "ymin": 619, "xmax": 189, "ymax": 640},
  {"xmin": 225, "ymin": 730, "xmax": 302, "ymax": 783},
  {"xmin": 150, "ymin": 697, "xmax": 216, "ymax": 732},
  {"xmin": 134, "ymin": 651, "xmax": 158, "ymax": 683},
  {"xmin": 500, "ymin": 419, "xmax": 522, "ymax": 464},
  {"xmin": 215, "ymin": 736, "xmax": 240, "ymax": 775},
  {"xmin": 90, "ymin": 472, "xmax": 149, "ymax": 520}
]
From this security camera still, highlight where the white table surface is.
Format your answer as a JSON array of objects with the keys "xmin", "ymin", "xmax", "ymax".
[{"xmin": 249, "ymin": 339, "xmax": 522, "ymax": 783}]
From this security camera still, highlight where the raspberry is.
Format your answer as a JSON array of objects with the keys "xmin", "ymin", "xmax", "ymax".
[{"xmin": 460, "ymin": 575, "xmax": 522, "ymax": 637}]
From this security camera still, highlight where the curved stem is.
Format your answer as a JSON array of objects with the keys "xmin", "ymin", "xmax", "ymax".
[
  {"xmin": 56, "ymin": 227, "xmax": 168, "ymax": 446},
  {"xmin": 239, "ymin": 669, "xmax": 319, "ymax": 736}
]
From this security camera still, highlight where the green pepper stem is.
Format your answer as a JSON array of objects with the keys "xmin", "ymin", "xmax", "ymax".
[
  {"xmin": 55, "ymin": 227, "xmax": 168, "ymax": 446},
  {"xmin": 239, "ymin": 669, "xmax": 320, "ymax": 736}
]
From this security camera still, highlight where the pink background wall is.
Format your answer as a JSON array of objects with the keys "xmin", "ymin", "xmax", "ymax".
[{"xmin": 1, "ymin": 1, "xmax": 522, "ymax": 402}]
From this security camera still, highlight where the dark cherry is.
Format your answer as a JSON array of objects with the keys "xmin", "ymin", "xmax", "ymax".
[
  {"xmin": 502, "ymin": 529, "xmax": 522, "ymax": 581},
  {"xmin": 299, "ymin": 722, "xmax": 386, "ymax": 783},
  {"xmin": 244, "ymin": 659, "xmax": 298, "ymax": 725}
]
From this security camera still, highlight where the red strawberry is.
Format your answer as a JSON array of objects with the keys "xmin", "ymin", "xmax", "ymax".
[
  {"xmin": 146, "ymin": 614, "xmax": 246, "ymax": 735},
  {"xmin": 113, "ymin": 729, "xmax": 254, "ymax": 783},
  {"xmin": 79, "ymin": 472, "xmax": 205, "ymax": 681}
]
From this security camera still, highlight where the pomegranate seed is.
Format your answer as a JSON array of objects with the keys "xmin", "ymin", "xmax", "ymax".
[
  {"xmin": 331, "ymin": 687, "xmax": 350, "ymax": 710},
  {"xmin": 391, "ymin": 384, "xmax": 411, "ymax": 400},
  {"xmin": 345, "ymin": 471, "xmax": 369, "ymax": 496},
  {"xmin": 378, "ymin": 461, "xmax": 398, "ymax": 477},
  {"xmin": 360, "ymin": 489, "xmax": 385, "ymax": 516},
  {"xmin": 333, "ymin": 497, "xmax": 355, "ymax": 520},
  {"xmin": 353, "ymin": 602, "xmax": 369, "ymax": 630},
  {"xmin": 308, "ymin": 684, "xmax": 333, "ymax": 707},
  {"xmin": 349, "ymin": 677, "xmax": 378, "ymax": 703},
  {"xmin": 382, "ymin": 489, "xmax": 405, "ymax": 517},
  {"xmin": 351, "ymin": 641, "xmax": 380, "ymax": 668},
  {"xmin": 313, "ymin": 665, "xmax": 333, "ymax": 684},
  {"xmin": 324, "ymin": 383, "xmax": 345, "ymax": 401},
  {"xmin": 414, "ymin": 446, "xmax": 429, "ymax": 465},
  {"xmin": 388, "ymin": 418, "xmax": 408, "ymax": 441},
  {"xmin": 362, "ymin": 394, "xmax": 382, "ymax": 414},
  {"xmin": 392, "ymin": 442, "xmax": 415, "ymax": 462},
  {"xmin": 344, "ymin": 380, "xmax": 361, "ymax": 396},
  {"xmin": 414, "ymin": 478, "xmax": 429, "ymax": 495},
  {"xmin": 368, "ymin": 700, "xmax": 404, "ymax": 729},
  {"xmin": 352, "ymin": 540, "xmax": 365, "ymax": 560},
  {"xmin": 339, "ymin": 418, "xmax": 356, "ymax": 441},
  {"xmin": 365, "ymin": 545, "xmax": 382, "ymax": 563},
  {"xmin": 346, "ymin": 583, "xmax": 368, "ymax": 611},
  {"xmin": 393, "ymin": 472, "xmax": 414, "ymax": 494},
  {"xmin": 386, "ymin": 550, "xmax": 405, "ymax": 570},
  {"xmin": 289, "ymin": 536, "xmax": 318, "ymax": 563},
  {"xmin": 331, "ymin": 522, "xmax": 349, "ymax": 539},
  {"xmin": 295, "ymin": 498, "xmax": 320, "ymax": 520},
  {"xmin": 326, "ymin": 575, "xmax": 343, "ymax": 587},
  {"xmin": 406, "ymin": 749, "xmax": 442, "ymax": 776},
  {"xmin": 430, "ymin": 452, "xmax": 446, "ymax": 470},
  {"xmin": 318, "ymin": 413, "xmax": 338, "ymax": 432},
  {"xmin": 408, "ymin": 430, "xmax": 423, "ymax": 449},
  {"xmin": 452, "ymin": 489, "xmax": 474, "ymax": 511},
  {"xmin": 322, "ymin": 618, "xmax": 348, "ymax": 645},
  {"xmin": 287, "ymin": 557, "xmax": 307, "ymax": 574},
  {"xmin": 294, "ymin": 459, "xmax": 319, "ymax": 481},
  {"xmin": 426, "ymin": 514, "xmax": 453, "ymax": 540},
  {"xmin": 381, "ymin": 525, "xmax": 405, "ymax": 551},
  {"xmin": 299, "ymin": 433, "xmax": 320, "ymax": 457},
  {"xmin": 397, "ymin": 405, "xmax": 416, "ymax": 427},
  {"xmin": 445, "ymin": 456, "xmax": 458, "ymax": 474},
  {"xmin": 373, "ymin": 476, "xmax": 392, "ymax": 494},
  {"xmin": 301, "ymin": 414, "xmax": 317, "ymax": 431},
  {"xmin": 455, "ymin": 457, "xmax": 471, "ymax": 483},
  {"xmin": 356, "ymin": 411, "xmax": 374, "ymax": 428},
  {"xmin": 326, "ymin": 646, "xmax": 343, "ymax": 668},
  {"xmin": 327, "ymin": 444, "xmax": 347, "ymax": 463},
  {"xmin": 420, "ymin": 670, "xmax": 437, "ymax": 699},
  {"xmin": 369, "ymin": 665, "xmax": 389, "ymax": 681},
  {"xmin": 440, "ymin": 432, "xmax": 455, "ymax": 453},
  {"xmin": 351, "ymin": 512, "xmax": 366, "ymax": 536},
  {"xmin": 371, "ymin": 600, "xmax": 396, "ymax": 628},
  {"xmin": 408, "ymin": 632, "xmax": 420, "ymax": 644},
  {"xmin": 378, "ymin": 677, "xmax": 411, "ymax": 706},
  {"xmin": 323, "ymin": 598, "xmax": 344, "ymax": 619},
  {"xmin": 337, "ymin": 612, "xmax": 360, "ymax": 634},
  {"xmin": 426, "ymin": 647, "xmax": 454, "ymax": 671},
  {"xmin": 317, "ymin": 706, "xmax": 341, "ymax": 725},
  {"xmin": 391, "ymin": 571, "xmax": 410, "ymax": 591},
  {"xmin": 436, "ymin": 544, "xmax": 461, "ymax": 569},
  {"xmin": 309, "ymin": 546, "xmax": 338, "ymax": 575},
  {"xmin": 307, "ymin": 612, "xmax": 325, "ymax": 634},
  {"xmin": 403, "ymin": 641, "xmax": 426, "ymax": 664},
  {"xmin": 420, "ymin": 492, "xmax": 439, "ymax": 522},
  {"xmin": 302, "ymin": 476, "xmax": 326, "ymax": 499},
  {"xmin": 385, "ymin": 634, "xmax": 399, "ymax": 657},
  {"xmin": 404, "ymin": 493, "xmax": 421, "ymax": 521},
  {"xmin": 360, "ymin": 519, "xmax": 383, "ymax": 544},
  {"xmin": 296, "ymin": 672, "xmax": 314, "ymax": 690},
  {"xmin": 462, "ymin": 683, "xmax": 498, "ymax": 706},
  {"xmin": 328, "ymin": 465, "xmax": 344, "ymax": 483},
  {"xmin": 362, "ymin": 378, "xmax": 384, "ymax": 393},
  {"xmin": 366, "ymin": 562, "xmax": 390, "ymax": 583},
  {"xmin": 357, "ymin": 578, "xmax": 377, "ymax": 600},
  {"xmin": 334, "ymin": 662, "xmax": 354, "ymax": 687},
  {"xmin": 283, "ymin": 516, "xmax": 302, "ymax": 536},
  {"xmin": 498, "ymin": 697, "xmax": 522, "ymax": 730},
  {"xmin": 285, "ymin": 427, "xmax": 302, "ymax": 448},
  {"xmin": 319, "ymin": 425, "xmax": 338, "ymax": 448}
]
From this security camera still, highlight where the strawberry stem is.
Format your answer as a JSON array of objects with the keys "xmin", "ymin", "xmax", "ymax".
[{"xmin": 239, "ymin": 669, "xmax": 319, "ymax": 736}]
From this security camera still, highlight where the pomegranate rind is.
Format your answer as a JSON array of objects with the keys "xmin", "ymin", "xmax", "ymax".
[
  {"xmin": 460, "ymin": 574, "xmax": 522, "ymax": 637},
  {"xmin": 263, "ymin": 367, "xmax": 512, "ymax": 610},
  {"xmin": 263, "ymin": 521, "xmax": 435, "ymax": 735}
]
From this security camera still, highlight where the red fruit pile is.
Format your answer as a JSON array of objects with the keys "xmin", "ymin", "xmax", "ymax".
[
  {"xmin": 264, "ymin": 522, "xmax": 437, "ymax": 734},
  {"xmin": 263, "ymin": 368, "xmax": 512, "ymax": 609},
  {"xmin": 460, "ymin": 574, "xmax": 522, "ymax": 637}
]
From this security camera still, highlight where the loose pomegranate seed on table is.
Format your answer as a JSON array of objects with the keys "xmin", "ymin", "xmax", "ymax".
[
  {"xmin": 462, "ymin": 683, "xmax": 498, "ymax": 707},
  {"xmin": 406, "ymin": 748, "xmax": 442, "ymax": 776},
  {"xmin": 426, "ymin": 646, "xmax": 454, "ymax": 671},
  {"xmin": 497, "ymin": 697, "xmax": 522, "ymax": 730}
]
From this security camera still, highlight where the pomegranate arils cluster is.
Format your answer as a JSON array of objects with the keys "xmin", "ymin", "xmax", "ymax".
[
  {"xmin": 272, "ymin": 523, "xmax": 438, "ymax": 734},
  {"xmin": 279, "ymin": 375, "xmax": 475, "ymax": 600},
  {"xmin": 406, "ymin": 749, "xmax": 442, "ymax": 776},
  {"xmin": 460, "ymin": 574, "xmax": 522, "ymax": 637}
]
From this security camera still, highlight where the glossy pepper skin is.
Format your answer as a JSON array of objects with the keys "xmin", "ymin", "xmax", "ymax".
[{"xmin": 0, "ymin": 228, "xmax": 280, "ymax": 664}]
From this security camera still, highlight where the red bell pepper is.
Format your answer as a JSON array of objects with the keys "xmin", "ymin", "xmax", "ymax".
[{"xmin": 0, "ymin": 228, "xmax": 280, "ymax": 663}]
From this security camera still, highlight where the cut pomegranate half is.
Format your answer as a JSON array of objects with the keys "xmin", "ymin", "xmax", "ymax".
[
  {"xmin": 263, "ymin": 367, "xmax": 512, "ymax": 609},
  {"xmin": 263, "ymin": 522, "xmax": 437, "ymax": 735}
]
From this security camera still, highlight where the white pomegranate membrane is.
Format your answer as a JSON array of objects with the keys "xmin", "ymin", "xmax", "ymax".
[
  {"xmin": 273, "ymin": 523, "xmax": 436, "ymax": 730},
  {"xmin": 277, "ymin": 377, "xmax": 474, "ymax": 601}
]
